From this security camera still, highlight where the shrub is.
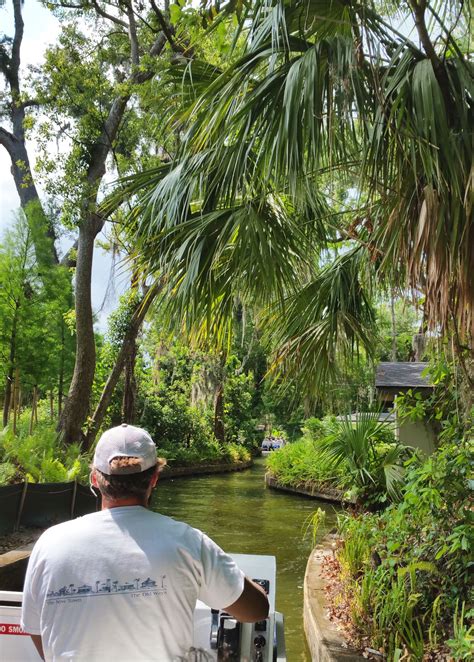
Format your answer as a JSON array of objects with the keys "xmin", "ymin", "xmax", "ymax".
[
  {"xmin": 139, "ymin": 389, "xmax": 214, "ymax": 450},
  {"xmin": 335, "ymin": 441, "xmax": 473, "ymax": 659},
  {"xmin": 318, "ymin": 412, "xmax": 412, "ymax": 505},
  {"xmin": 0, "ymin": 461, "xmax": 16, "ymax": 485},
  {"xmin": 266, "ymin": 437, "xmax": 345, "ymax": 488},
  {"xmin": 268, "ymin": 413, "xmax": 411, "ymax": 504},
  {"xmin": 300, "ymin": 416, "xmax": 337, "ymax": 441},
  {"xmin": 0, "ymin": 415, "xmax": 90, "ymax": 485}
]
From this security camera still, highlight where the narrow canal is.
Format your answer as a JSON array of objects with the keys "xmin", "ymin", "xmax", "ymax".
[{"xmin": 151, "ymin": 457, "xmax": 338, "ymax": 661}]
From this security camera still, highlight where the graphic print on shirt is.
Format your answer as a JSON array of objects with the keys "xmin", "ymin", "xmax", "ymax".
[{"xmin": 45, "ymin": 575, "xmax": 167, "ymax": 602}]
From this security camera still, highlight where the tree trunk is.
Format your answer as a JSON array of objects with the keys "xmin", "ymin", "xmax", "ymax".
[
  {"xmin": 2, "ymin": 301, "xmax": 20, "ymax": 427},
  {"xmin": 58, "ymin": 223, "xmax": 99, "ymax": 445},
  {"xmin": 84, "ymin": 282, "xmax": 161, "ymax": 448},
  {"xmin": 29, "ymin": 385, "xmax": 37, "ymax": 434},
  {"xmin": 0, "ymin": 0, "xmax": 58, "ymax": 268},
  {"xmin": 12, "ymin": 368, "xmax": 20, "ymax": 436},
  {"xmin": 17, "ymin": 387, "xmax": 22, "ymax": 420},
  {"xmin": 390, "ymin": 290, "xmax": 397, "ymax": 361},
  {"xmin": 58, "ymin": 316, "xmax": 65, "ymax": 417},
  {"xmin": 2, "ymin": 372, "xmax": 13, "ymax": 428},
  {"xmin": 122, "ymin": 339, "xmax": 137, "ymax": 423},
  {"xmin": 213, "ymin": 383, "xmax": 225, "ymax": 444}
]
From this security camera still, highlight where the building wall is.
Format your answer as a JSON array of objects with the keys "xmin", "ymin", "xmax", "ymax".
[{"xmin": 396, "ymin": 419, "xmax": 436, "ymax": 455}]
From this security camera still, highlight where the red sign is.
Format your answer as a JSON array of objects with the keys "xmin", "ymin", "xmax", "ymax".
[{"xmin": 0, "ymin": 623, "xmax": 29, "ymax": 635}]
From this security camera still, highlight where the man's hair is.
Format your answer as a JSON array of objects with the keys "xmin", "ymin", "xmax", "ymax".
[{"xmin": 94, "ymin": 456, "xmax": 166, "ymax": 500}]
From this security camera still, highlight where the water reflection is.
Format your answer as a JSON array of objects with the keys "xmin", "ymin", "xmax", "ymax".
[{"xmin": 151, "ymin": 458, "xmax": 338, "ymax": 661}]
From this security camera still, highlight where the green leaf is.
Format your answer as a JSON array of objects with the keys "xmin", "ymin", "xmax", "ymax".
[
  {"xmin": 435, "ymin": 545, "xmax": 449, "ymax": 560},
  {"xmin": 169, "ymin": 4, "xmax": 182, "ymax": 23}
]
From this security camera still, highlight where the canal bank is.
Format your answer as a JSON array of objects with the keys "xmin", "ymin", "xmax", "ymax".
[
  {"xmin": 159, "ymin": 459, "xmax": 252, "ymax": 479},
  {"xmin": 304, "ymin": 547, "xmax": 364, "ymax": 662}
]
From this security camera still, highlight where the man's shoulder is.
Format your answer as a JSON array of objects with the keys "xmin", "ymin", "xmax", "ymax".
[
  {"xmin": 149, "ymin": 511, "xmax": 203, "ymax": 539},
  {"xmin": 34, "ymin": 511, "xmax": 105, "ymax": 544}
]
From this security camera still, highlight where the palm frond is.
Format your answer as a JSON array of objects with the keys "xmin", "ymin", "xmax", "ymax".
[{"xmin": 266, "ymin": 249, "xmax": 376, "ymax": 397}]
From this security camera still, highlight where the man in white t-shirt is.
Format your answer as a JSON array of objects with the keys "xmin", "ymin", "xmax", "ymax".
[{"xmin": 21, "ymin": 424, "xmax": 268, "ymax": 661}]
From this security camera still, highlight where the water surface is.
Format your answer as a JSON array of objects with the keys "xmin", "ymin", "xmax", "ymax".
[{"xmin": 151, "ymin": 458, "xmax": 338, "ymax": 661}]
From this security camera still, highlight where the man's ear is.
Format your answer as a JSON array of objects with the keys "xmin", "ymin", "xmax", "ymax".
[
  {"xmin": 150, "ymin": 467, "xmax": 159, "ymax": 488},
  {"xmin": 91, "ymin": 469, "xmax": 99, "ymax": 487}
]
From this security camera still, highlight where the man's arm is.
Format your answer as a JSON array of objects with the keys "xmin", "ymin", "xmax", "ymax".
[
  {"xmin": 224, "ymin": 576, "xmax": 269, "ymax": 622},
  {"xmin": 30, "ymin": 634, "xmax": 44, "ymax": 660}
]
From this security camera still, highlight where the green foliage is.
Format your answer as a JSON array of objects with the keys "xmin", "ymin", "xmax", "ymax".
[
  {"xmin": 0, "ymin": 211, "xmax": 74, "ymax": 405},
  {"xmin": 121, "ymin": 0, "xmax": 472, "ymax": 405},
  {"xmin": 395, "ymin": 389, "xmax": 428, "ymax": 423},
  {"xmin": 266, "ymin": 436, "xmax": 344, "ymax": 489},
  {"xmin": 0, "ymin": 461, "xmax": 16, "ymax": 485},
  {"xmin": 336, "ymin": 441, "xmax": 474, "ymax": 659},
  {"xmin": 268, "ymin": 413, "xmax": 410, "ymax": 504},
  {"xmin": 0, "ymin": 403, "xmax": 90, "ymax": 485},
  {"xmin": 139, "ymin": 389, "xmax": 214, "ymax": 451},
  {"xmin": 301, "ymin": 416, "xmax": 337, "ymax": 441},
  {"xmin": 303, "ymin": 507, "xmax": 326, "ymax": 548},
  {"xmin": 106, "ymin": 289, "xmax": 142, "ymax": 351},
  {"xmin": 318, "ymin": 412, "xmax": 410, "ymax": 504},
  {"xmin": 223, "ymin": 358, "xmax": 258, "ymax": 445},
  {"xmin": 162, "ymin": 440, "xmax": 250, "ymax": 467},
  {"xmin": 446, "ymin": 602, "xmax": 474, "ymax": 661},
  {"xmin": 374, "ymin": 297, "xmax": 421, "ymax": 362}
]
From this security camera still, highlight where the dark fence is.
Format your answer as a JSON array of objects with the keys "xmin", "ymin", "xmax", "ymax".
[{"xmin": 0, "ymin": 481, "xmax": 98, "ymax": 536}]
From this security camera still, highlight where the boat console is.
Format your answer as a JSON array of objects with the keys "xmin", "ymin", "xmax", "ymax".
[{"xmin": 0, "ymin": 553, "xmax": 286, "ymax": 661}]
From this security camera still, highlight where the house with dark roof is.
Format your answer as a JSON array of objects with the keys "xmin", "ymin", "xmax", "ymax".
[
  {"xmin": 375, "ymin": 362, "xmax": 433, "ymax": 405},
  {"xmin": 375, "ymin": 362, "xmax": 435, "ymax": 455}
]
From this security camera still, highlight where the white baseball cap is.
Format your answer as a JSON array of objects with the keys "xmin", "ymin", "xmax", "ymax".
[{"xmin": 93, "ymin": 424, "xmax": 158, "ymax": 475}]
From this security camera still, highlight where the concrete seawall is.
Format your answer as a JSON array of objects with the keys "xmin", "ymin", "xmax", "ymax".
[
  {"xmin": 304, "ymin": 546, "xmax": 364, "ymax": 662},
  {"xmin": 159, "ymin": 459, "xmax": 253, "ymax": 480},
  {"xmin": 265, "ymin": 473, "xmax": 353, "ymax": 504}
]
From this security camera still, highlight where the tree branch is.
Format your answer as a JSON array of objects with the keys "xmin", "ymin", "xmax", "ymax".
[
  {"xmin": 125, "ymin": 0, "xmax": 140, "ymax": 67},
  {"xmin": 20, "ymin": 98, "xmax": 46, "ymax": 109},
  {"xmin": 90, "ymin": 0, "xmax": 129, "ymax": 29},
  {"xmin": 60, "ymin": 239, "xmax": 79, "ymax": 267},
  {"xmin": 48, "ymin": 1, "xmax": 83, "ymax": 9},
  {"xmin": 0, "ymin": 126, "xmax": 16, "ymax": 155},
  {"xmin": 150, "ymin": 0, "xmax": 188, "ymax": 54}
]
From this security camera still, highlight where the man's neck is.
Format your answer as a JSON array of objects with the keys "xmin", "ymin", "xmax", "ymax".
[{"xmin": 101, "ymin": 497, "xmax": 147, "ymax": 510}]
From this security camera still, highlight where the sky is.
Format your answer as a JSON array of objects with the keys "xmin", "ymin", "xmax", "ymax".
[{"xmin": 0, "ymin": 0, "xmax": 127, "ymax": 330}]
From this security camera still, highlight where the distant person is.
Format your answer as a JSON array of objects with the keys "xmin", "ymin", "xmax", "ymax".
[{"xmin": 21, "ymin": 424, "xmax": 268, "ymax": 660}]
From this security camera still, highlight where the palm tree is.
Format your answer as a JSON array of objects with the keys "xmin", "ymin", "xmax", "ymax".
[
  {"xmin": 119, "ymin": 0, "xmax": 472, "ymax": 397},
  {"xmin": 318, "ymin": 411, "xmax": 411, "ymax": 503}
]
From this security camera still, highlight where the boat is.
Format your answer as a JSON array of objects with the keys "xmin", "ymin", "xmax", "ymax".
[
  {"xmin": 0, "ymin": 553, "xmax": 286, "ymax": 661},
  {"xmin": 260, "ymin": 437, "xmax": 287, "ymax": 456}
]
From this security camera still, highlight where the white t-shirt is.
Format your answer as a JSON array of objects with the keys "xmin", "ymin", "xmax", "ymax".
[{"xmin": 21, "ymin": 506, "xmax": 245, "ymax": 661}]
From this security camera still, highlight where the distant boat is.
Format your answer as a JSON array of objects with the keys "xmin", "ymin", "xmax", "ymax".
[{"xmin": 261, "ymin": 437, "xmax": 286, "ymax": 455}]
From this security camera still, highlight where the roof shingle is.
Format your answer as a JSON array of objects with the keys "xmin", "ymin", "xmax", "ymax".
[{"xmin": 375, "ymin": 362, "xmax": 433, "ymax": 388}]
